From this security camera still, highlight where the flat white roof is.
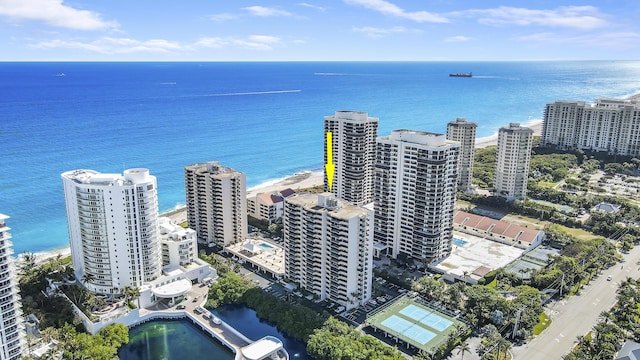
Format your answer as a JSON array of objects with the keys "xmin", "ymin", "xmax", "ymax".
[
  {"xmin": 241, "ymin": 336, "xmax": 283, "ymax": 360},
  {"xmin": 151, "ymin": 278, "xmax": 192, "ymax": 298},
  {"xmin": 434, "ymin": 231, "xmax": 525, "ymax": 278}
]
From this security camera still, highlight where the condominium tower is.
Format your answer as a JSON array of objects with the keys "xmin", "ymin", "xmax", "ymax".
[
  {"xmin": 0, "ymin": 214, "xmax": 24, "ymax": 360},
  {"xmin": 61, "ymin": 169, "xmax": 162, "ymax": 295},
  {"xmin": 542, "ymin": 97, "xmax": 640, "ymax": 156},
  {"xmin": 284, "ymin": 193, "xmax": 373, "ymax": 310},
  {"xmin": 446, "ymin": 117, "xmax": 477, "ymax": 192},
  {"xmin": 495, "ymin": 123, "xmax": 533, "ymax": 200},
  {"xmin": 374, "ymin": 130, "xmax": 460, "ymax": 262},
  {"xmin": 324, "ymin": 111, "xmax": 378, "ymax": 206},
  {"xmin": 184, "ymin": 161, "xmax": 247, "ymax": 247}
]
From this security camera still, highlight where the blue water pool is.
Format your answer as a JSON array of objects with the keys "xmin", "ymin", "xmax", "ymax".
[
  {"xmin": 452, "ymin": 238, "xmax": 468, "ymax": 246},
  {"xmin": 259, "ymin": 243, "xmax": 274, "ymax": 250}
]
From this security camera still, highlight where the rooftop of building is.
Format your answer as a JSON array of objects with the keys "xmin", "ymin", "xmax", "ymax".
[
  {"xmin": 453, "ymin": 210, "xmax": 541, "ymax": 244},
  {"xmin": 286, "ymin": 193, "xmax": 371, "ymax": 219},
  {"xmin": 158, "ymin": 217, "xmax": 195, "ymax": 239},
  {"xmin": 241, "ymin": 336, "xmax": 285, "ymax": 360},
  {"xmin": 225, "ymin": 237, "xmax": 285, "ymax": 276},
  {"xmin": 432, "ymin": 230, "xmax": 525, "ymax": 280},
  {"xmin": 62, "ymin": 168, "xmax": 153, "ymax": 186},
  {"xmin": 379, "ymin": 129, "xmax": 459, "ymax": 148},
  {"xmin": 185, "ymin": 161, "xmax": 244, "ymax": 178},
  {"xmin": 448, "ymin": 117, "xmax": 477, "ymax": 127},
  {"xmin": 327, "ymin": 110, "xmax": 379, "ymax": 122},
  {"xmin": 499, "ymin": 123, "xmax": 534, "ymax": 133}
]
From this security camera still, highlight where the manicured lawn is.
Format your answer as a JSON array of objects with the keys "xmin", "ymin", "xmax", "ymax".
[
  {"xmin": 556, "ymin": 225, "xmax": 601, "ymax": 241},
  {"xmin": 533, "ymin": 312, "xmax": 552, "ymax": 335}
]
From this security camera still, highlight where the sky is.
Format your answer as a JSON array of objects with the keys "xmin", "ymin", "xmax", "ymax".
[{"xmin": 0, "ymin": 0, "xmax": 639, "ymax": 61}]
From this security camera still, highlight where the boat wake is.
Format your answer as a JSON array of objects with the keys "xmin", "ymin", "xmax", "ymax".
[{"xmin": 204, "ymin": 89, "xmax": 301, "ymax": 97}]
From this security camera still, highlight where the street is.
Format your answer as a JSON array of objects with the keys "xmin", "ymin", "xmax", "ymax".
[{"xmin": 512, "ymin": 244, "xmax": 640, "ymax": 359}]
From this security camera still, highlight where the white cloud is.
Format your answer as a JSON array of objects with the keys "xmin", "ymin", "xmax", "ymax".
[
  {"xmin": 297, "ymin": 3, "xmax": 326, "ymax": 12},
  {"xmin": 208, "ymin": 13, "xmax": 238, "ymax": 22},
  {"xmin": 352, "ymin": 26, "xmax": 417, "ymax": 38},
  {"xmin": 0, "ymin": 0, "xmax": 117, "ymax": 30},
  {"xmin": 248, "ymin": 35, "xmax": 280, "ymax": 44},
  {"xmin": 444, "ymin": 35, "xmax": 472, "ymax": 43},
  {"xmin": 31, "ymin": 35, "xmax": 285, "ymax": 54},
  {"xmin": 233, "ymin": 35, "xmax": 282, "ymax": 50},
  {"xmin": 459, "ymin": 6, "xmax": 607, "ymax": 30},
  {"xmin": 243, "ymin": 6, "xmax": 293, "ymax": 17},
  {"xmin": 31, "ymin": 37, "xmax": 182, "ymax": 54},
  {"xmin": 194, "ymin": 37, "xmax": 228, "ymax": 48},
  {"xmin": 344, "ymin": 0, "xmax": 448, "ymax": 23}
]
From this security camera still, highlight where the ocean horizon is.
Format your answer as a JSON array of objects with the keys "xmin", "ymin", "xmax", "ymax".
[{"xmin": 2, "ymin": 61, "xmax": 640, "ymax": 254}]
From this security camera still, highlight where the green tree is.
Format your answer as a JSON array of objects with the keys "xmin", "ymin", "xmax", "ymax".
[
  {"xmin": 206, "ymin": 271, "xmax": 253, "ymax": 307},
  {"xmin": 457, "ymin": 339, "xmax": 471, "ymax": 360},
  {"xmin": 307, "ymin": 318, "xmax": 404, "ymax": 360}
]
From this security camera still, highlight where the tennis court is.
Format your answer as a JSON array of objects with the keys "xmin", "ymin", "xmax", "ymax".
[
  {"xmin": 367, "ymin": 295, "xmax": 466, "ymax": 353},
  {"xmin": 400, "ymin": 304, "xmax": 453, "ymax": 332},
  {"xmin": 380, "ymin": 315, "xmax": 436, "ymax": 344}
]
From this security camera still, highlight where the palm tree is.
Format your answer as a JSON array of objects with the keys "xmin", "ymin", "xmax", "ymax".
[
  {"xmin": 457, "ymin": 339, "xmax": 471, "ymax": 360},
  {"xmin": 19, "ymin": 251, "xmax": 37, "ymax": 275},
  {"xmin": 81, "ymin": 273, "xmax": 95, "ymax": 285},
  {"xmin": 122, "ymin": 286, "xmax": 141, "ymax": 308}
]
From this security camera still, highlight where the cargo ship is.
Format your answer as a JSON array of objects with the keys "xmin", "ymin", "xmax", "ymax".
[{"xmin": 449, "ymin": 72, "xmax": 472, "ymax": 77}]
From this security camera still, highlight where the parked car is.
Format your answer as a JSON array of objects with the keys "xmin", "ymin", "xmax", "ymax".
[
  {"xmin": 607, "ymin": 275, "xmax": 613, "ymax": 281},
  {"xmin": 192, "ymin": 296, "xmax": 199, "ymax": 302},
  {"xmin": 177, "ymin": 304, "xmax": 186, "ymax": 310},
  {"xmin": 211, "ymin": 316, "xmax": 222, "ymax": 325}
]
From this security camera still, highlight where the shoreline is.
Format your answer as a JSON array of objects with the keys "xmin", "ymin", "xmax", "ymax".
[
  {"xmin": 475, "ymin": 119, "xmax": 542, "ymax": 149},
  {"xmin": 24, "ymin": 121, "xmax": 542, "ymax": 263}
]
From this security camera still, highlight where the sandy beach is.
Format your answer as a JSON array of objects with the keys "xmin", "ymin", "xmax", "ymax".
[{"xmin": 475, "ymin": 119, "xmax": 542, "ymax": 148}]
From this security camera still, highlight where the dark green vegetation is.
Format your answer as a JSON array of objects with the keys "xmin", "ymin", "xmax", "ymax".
[
  {"xmin": 307, "ymin": 317, "xmax": 404, "ymax": 360},
  {"xmin": 18, "ymin": 253, "xmax": 78, "ymax": 329},
  {"xmin": 247, "ymin": 215, "xmax": 284, "ymax": 238},
  {"xmin": 19, "ymin": 255, "xmax": 131, "ymax": 360},
  {"xmin": 472, "ymin": 146, "xmax": 497, "ymax": 188},
  {"xmin": 242, "ymin": 288, "xmax": 328, "ymax": 342},
  {"xmin": 565, "ymin": 278, "xmax": 640, "ymax": 360},
  {"xmin": 206, "ymin": 271, "xmax": 254, "ymax": 308},
  {"xmin": 467, "ymin": 146, "xmax": 640, "ymax": 242},
  {"xmin": 60, "ymin": 323, "xmax": 129, "ymax": 360}
]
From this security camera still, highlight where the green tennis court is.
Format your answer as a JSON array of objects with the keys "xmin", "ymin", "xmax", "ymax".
[{"xmin": 367, "ymin": 296, "xmax": 466, "ymax": 353}]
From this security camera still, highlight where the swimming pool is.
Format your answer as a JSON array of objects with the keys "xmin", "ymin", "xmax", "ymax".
[
  {"xmin": 452, "ymin": 238, "xmax": 467, "ymax": 246},
  {"xmin": 259, "ymin": 243, "xmax": 274, "ymax": 250}
]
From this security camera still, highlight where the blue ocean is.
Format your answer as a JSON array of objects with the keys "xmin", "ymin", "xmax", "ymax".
[{"xmin": 1, "ymin": 61, "xmax": 640, "ymax": 254}]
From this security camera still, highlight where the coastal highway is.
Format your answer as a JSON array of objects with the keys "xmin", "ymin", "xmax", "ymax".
[{"xmin": 512, "ymin": 244, "xmax": 640, "ymax": 359}]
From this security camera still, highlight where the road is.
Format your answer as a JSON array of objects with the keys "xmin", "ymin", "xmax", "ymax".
[{"xmin": 512, "ymin": 244, "xmax": 640, "ymax": 359}]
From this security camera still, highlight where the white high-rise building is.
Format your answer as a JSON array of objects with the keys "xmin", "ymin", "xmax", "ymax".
[
  {"xmin": 542, "ymin": 97, "xmax": 640, "ymax": 156},
  {"xmin": 0, "ymin": 214, "xmax": 25, "ymax": 360},
  {"xmin": 324, "ymin": 111, "xmax": 378, "ymax": 206},
  {"xmin": 374, "ymin": 130, "xmax": 459, "ymax": 262},
  {"xmin": 184, "ymin": 161, "xmax": 247, "ymax": 247},
  {"xmin": 62, "ymin": 169, "xmax": 162, "ymax": 294},
  {"xmin": 495, "ymin": 123, "xmax": 533, "ymax": 200},
  {"xmin": 284, "ymin": 193, "xmax": 373, "ymax": 310},
  {"xmin": 447, "ymin": 117, "xmax": 477, "ymax": 192}
]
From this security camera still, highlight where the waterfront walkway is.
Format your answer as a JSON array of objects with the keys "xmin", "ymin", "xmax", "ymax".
[{"xmin": 139, "ymin": 282, "xmax": 252, "ymax": 359}]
